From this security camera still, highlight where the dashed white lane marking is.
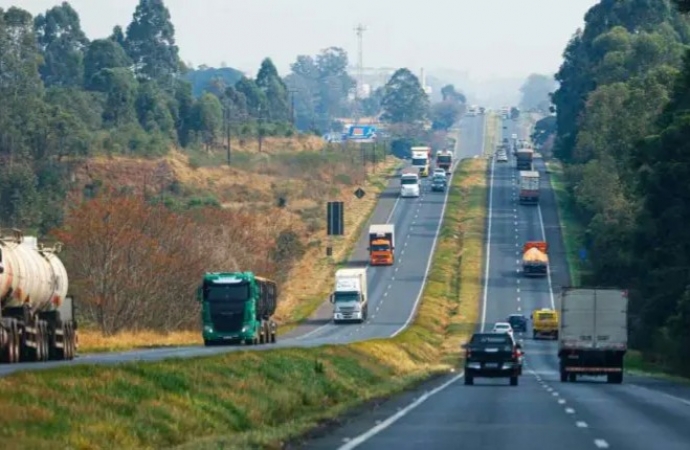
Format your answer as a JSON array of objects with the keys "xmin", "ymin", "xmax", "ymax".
[
  {"xmin": 576, "ymin": 421, "xmax": 588, "ymax": 428},
  {"xmin": 517, "ymin": 306, "xmax": 521, "ymax": 311},
  {"xmin": 558, "ymin": 399, "xmax": 566, "ymax": 404},
  {"xmin": 594, "ymin": 439, "xmax": 609, "ymax": 448},
  {"xmin": 552, "ymin": 392, "xmax": 559, "ymax": 396},
  {"xmin": 516, "ymin": 288, "xmax": 520, "ymax": 293},
  {"xmin": 565, "ymin": 407, "xmax": 575, "ymax": 414},
  {"xmin": 395, "ymin": 267, "xmax": 399, "ymax": 272}
]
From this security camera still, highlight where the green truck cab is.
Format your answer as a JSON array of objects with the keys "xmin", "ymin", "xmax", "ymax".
[{"xmin": 197, "ymin": 271, "xmax": 278, "ymax": 346}]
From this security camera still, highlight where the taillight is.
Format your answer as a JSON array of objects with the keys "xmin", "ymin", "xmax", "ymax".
[
  {"xmin": 513, "ymin": 348, "xmax": 520, "ymax": 359},
  {"xmin": 466, "ymin": 349, "xmax": 472, "ymax": 358}
]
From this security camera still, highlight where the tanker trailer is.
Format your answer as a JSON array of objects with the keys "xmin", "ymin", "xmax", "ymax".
[{"xmin": 0, "ymin": 229, "xmax": 77, "ymax": 363}]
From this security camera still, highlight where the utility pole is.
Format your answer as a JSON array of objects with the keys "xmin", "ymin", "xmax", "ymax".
[
  {"xmin": 288, "ymin": 89, "xmax": 298, "ymax": 127},
  {"xmin": 354, "ymin": 23, "xmax": 366, "ymax": 125},
  {"xmin": 224, "ymin": 100, "xmax": 232, "ymax": 165}
]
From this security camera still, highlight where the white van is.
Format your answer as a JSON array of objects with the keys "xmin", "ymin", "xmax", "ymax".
[{"xmin": 400, "ymin": 173, "xmax": 420, "ymax": 198}]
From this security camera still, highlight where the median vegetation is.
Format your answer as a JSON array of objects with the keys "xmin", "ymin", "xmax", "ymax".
[{"xmin": 0, "ymin": 141, "xmax": 489, "ymax": 449}]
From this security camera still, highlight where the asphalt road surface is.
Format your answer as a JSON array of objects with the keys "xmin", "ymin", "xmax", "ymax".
[
  {"xmin": 0, "ymin": 116, "xmax": 487, "ymax": 377},
  {"xmin": 302, "ymin": 118, "xmax": 690, "ymax": 450}
]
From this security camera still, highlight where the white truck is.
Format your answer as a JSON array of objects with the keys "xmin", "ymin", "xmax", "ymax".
[
  {"xmin": 518, "ymin": 170, "xmax": 540, "ymax": 204},
  {"xmin": 558, "ymin": 288, "xmax": 628, "ymax": 384},
  {"xmin": 330, "ymin": 268, "xmax": 368, "ymax": 323},
  {"xmin": 410, "ymin": 147, "xmax": 430, "ymax": 177}
]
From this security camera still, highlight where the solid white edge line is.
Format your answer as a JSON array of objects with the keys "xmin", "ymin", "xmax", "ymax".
[
  {"xmin": 337, "ymin": 116, "xmax": 490, "ymax": 450},
  {"xmin": 337, "ymin": 371, "xmax": 465, "ymax": 450},
  {"xmin": 537, "ymin": 203, "xmax": 556, "ymax": 309},
  {"xmin": 390, "ymin": 117, "xmax": 484, "ymax": 338},
  {"xmin": 480, "ymin": 137, "xmax": 494, "ymax": 332}
]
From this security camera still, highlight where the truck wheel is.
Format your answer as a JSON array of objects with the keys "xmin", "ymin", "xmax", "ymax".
[
  {"xmin": 607, "ymin": 373, "xmax": 623, "ymax": 384},
  {"xmin": 560, "ymin": 371, "xmax": 567, "ymax": 382},
  {"xmin": 1, "ymin": 319, "xmax": 20, "ymax": 363},
  {"xmin": 270, "ymin": 332, "xmax": 277, "ymax": 343},
  {"xmin": 510, "ymin": 376, "xmax": 519, "ymax": 386},
  {"xmin": 464, "ymin": 375, "xmax": 473, "ymax": 385},
  {"xmin": 568, "ymin": 373, "xmax": 576, "ymax": 382},
  {"xmin": 532, "ymin": 331, "xmax": 537, "ymax": 340}
]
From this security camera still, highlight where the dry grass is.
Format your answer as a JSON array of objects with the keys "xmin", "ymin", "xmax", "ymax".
[
  {"xmin": 0, "ymin": 131, "xmax": 491, "ymax": 449},
  {"xmin": 74, "ymin": 145, "xmax": 402, "ymax": 353}
]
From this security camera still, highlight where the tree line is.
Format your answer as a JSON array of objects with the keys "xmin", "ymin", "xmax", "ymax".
[{"xmin": 548, "ymin": 0, "xmax": 690, "ymax": 375}]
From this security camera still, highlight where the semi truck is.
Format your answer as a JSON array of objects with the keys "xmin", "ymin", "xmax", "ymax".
[
  {"xmin": 436, "ymin": 149, "xmax": 453, "ymax": 173},
  {"xmin": 410, "ymin": 146, "xmax": 431, "ymax": 177},
  {"xmin": 330, "ymin": 268, "xmax": 368, "ymax": 323},
  {"xmin": 368, "ymin": 224, "xmax": 395, "ymax": 266},
  {"xmin": 0, "ymin": 229, "xmax": 77, "ymax": 364},
  {"xmin": 198, "ymin": 271, "xmax": 278, "ymax": 346},
  {"xmin": 516, "ymin": 148, "xmax": 534, "ymax": 170},
  {"xmin": 558, "ymin": 288, "xmax": 628, "ymax": 384},
  {"xmin": 518, "ymin": 170, "xmax": 540, "ymax": 204},
  {"xmin": 522, "ymin": 241, "xmax": 548, "ymax": 277}
]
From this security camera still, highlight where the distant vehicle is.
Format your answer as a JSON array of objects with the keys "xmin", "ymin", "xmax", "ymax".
[
  {"xmin": 368, "ymin": 224, "xmax": 395, "ymax": 266},
  {"xmin": 492, "ymin": 322, "xmax": 514, "ymax": 338},
  {"xmin": 436, "ymin": 150, "xmax": 453, "ymax": 173},
  {"xmin": 497, "ymin": 153, "xmax": 508, "ymax": 162},
  {"xmin": 463, "ymin": 332, "xmax": 522, "ymax": 386},
  {"xmin": 433, "ymin": 168, "xmax": 447, "ymax": 178},
  {"xmin": 522, "ymin": 241, "xmax": 548, "ymax": 277},
  {"xmin": 410, "ymin": 147, "xmax": 431, "ymax": 177},
  {"xmin": 400, "ymin": 172, "xmax": 421, "ymax": 198},
  {"xmin": 330, "ymin": 268, "xmax": 368, "ymax": 324},
  {"xmin": 511, "ymin": 133, "xmax": 518, "ymax": 140},
  {"xmin": 507, "ymin": 314, "xmax": 528, "ymax": 332},
  {"xmin": 519, "ymin": 170, "xmax": 540, "ymax": 204},
  {"xmin": 431, "ymin": 175, "xmax": 447, "ymax": 192}
]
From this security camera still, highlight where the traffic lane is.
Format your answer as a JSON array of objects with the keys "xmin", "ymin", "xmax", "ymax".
[
  {"xmin": 525, "ymin": 349, "xmax": 690, "ymax": 450},
  {"xmin": 326, "ymin": 371, "xmax": 598, "ymax": 450},
  {"xmin": 284, "ymin": 165, "xmax": 406, "ymax": 340},
  {"xmin": 360, "ymin": 180, "xmax": 449, "ymax": 339},
  {"xmin": 533, "ymin": 157, "xmax": 571, "ymax": 289},
  {"xmin": 299, "ymin": 189, "xmax": 421, "ymax": 342},
  {"xmin": 457, "ymin": 115, "xmax": 485, "ymax": 159}
]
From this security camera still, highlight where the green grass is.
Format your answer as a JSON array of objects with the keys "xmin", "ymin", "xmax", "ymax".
[
  {"xmin": 545, "ymin": 160, "xmax": 591, "ymax": 286},
  {"xmin": 624, "ymin": 350, "xmax": 690, "ymax": 384},
  {"xmin": 0, "ymin": 147, "xmax": 490, "ymax": 449}
]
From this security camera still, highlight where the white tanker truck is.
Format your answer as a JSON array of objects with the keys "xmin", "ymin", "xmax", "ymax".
[{"xmin": 0, "ymin": 229, "xmax": 77, "ymax": 364}]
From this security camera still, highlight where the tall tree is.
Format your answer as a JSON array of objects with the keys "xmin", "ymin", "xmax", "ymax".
[
  {"xmin": 83, "ymin": 38, "xmax": 131, "ymax": 89},
  {"xmin": 256, "ymin": 58, "xmax": 289, "ymax": 121},
  {"xmin": 519, "ymin": 73, "xmax": 556, "ymax": 113},
  {"xmin": 34, "ymin": 2, "xmax": 89, "ymax": 87},
  {"xmin": 380, "ymin": 68, "xmax": 430, "ymax": 124},
  {"xmin": 124, "ymin": 0, "xmax": 180, "ymax": 84}
]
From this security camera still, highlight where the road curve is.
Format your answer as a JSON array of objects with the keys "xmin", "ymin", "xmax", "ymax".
[
  {"xmin": 301, "ymin": 117, "xmax": 690, "ymax": 450},
  {"xmin": 0, "ymin": 116, "xmax": 487, "ymax": 377}
]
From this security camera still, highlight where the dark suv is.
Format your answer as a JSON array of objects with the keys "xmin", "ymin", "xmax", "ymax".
[
  {"xmin": 507, "ymin": 314, "xmax": 528, "ymax": 332},
  {"xmin": 463, "ymin": 332, "xmax": 523, "ymax": 386}
]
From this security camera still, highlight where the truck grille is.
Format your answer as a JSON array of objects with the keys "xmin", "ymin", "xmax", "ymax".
[{"xmin": 209, "ymin": 303, "xmax": 245, "ymax": 333}]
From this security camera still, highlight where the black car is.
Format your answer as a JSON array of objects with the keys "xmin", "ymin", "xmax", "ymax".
[
  {"xmin": 463, "ymin": 332, "xmax": 522, "ymax": 386},
  {"xmin": 507, "ymin": 314, "xmax": 528, "ymax": 332},
  {"xmin": 430, "ymin": 175, "xmax": 447, "ymax": 192}
]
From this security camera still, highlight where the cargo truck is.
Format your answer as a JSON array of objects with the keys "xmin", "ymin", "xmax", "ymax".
[
  {"xmin": 436, "ymin": 149, "xmax": 453, "ymax": 173},
  {"xmin": 531, "ymin": 308, "xmax": 559, "ymax": 339},
  {"xmin": 558, "ymin": 288, "xmax": 628, "ymax": 384},
  {"xmin": 411, "ymin": 147, "xmax": 431, "ymax": 177},
  {"xmin": 368, "ymin": 224, "xmax": 395, "ymax": 265},
  {"xmin": 516, "ymin": 148, "xmax": 534, "ymax": 170},
  {"xmin": 522, "ymin": 241, "xmax": 548, "ymax": 277},
  {"xmin": 0, "ymin": 229, "xmax": 77, "ymax": 364},
  {"xmin": 330, "ymin": 268, "xmax": 368, "ymax": 323},
  {"xmin": 518, "ymin": 170, "xmax": 540, "ymax": 204},
  {"xmin": 198, "ymin": 271, "xmax": 278, "ymax": 346}
]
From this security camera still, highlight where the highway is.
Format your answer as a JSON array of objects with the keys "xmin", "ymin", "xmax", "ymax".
[
  {"xmin": 302, "ymin": 118, "xmax": 690, "ymax": 450},
  {"xmin": 0, "ymin": 115, "xmax": 487, "ymax": 377}
]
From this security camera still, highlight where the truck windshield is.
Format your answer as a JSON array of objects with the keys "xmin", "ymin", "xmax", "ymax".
[
  {"xmin": 437, "ymin": 156, "xmax": 451, "ymax": 163},
  {"xmin": 371, "ymin": 243, "xmax": 390, "ymax": 251},
  {"xmin": 204, "ymin": 283, "xmax": 250, "ymax": 303},
  {"xmin": 334, "ymin": 292, "xmax": 359, "ymax": 302},
  {"xmin": 401, "ymin": 178, "xmax": 418, "ymax": 185},
  {"xmin": 411, "ymin": 158, "xmax": 427, "ymax": 166},
  {"xmin": 537, "ymin": 313, "xmax": 555, "ymax": 320}
]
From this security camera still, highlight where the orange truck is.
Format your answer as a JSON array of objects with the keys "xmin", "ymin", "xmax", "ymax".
[
  {"xmin": 368, "ymin": 224, "xmax": 395, "ymax": 266},
  {"xmin": 522, "ymin": 241, "xmax": 548, "ymax": 277}
]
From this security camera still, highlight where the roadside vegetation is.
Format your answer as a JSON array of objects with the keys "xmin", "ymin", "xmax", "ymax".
[
  {"xmin": 0, "ymin": 131, "xmax": 489, "ymax": 449},
  {"xmin": 539, "ymin": 0, "xmax": 690, "ymax": 377}
]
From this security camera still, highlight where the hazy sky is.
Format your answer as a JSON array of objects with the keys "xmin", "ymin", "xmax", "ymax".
[{"xmin": 8, "ymin": 0, "xmax": 599, "ymax": 80}]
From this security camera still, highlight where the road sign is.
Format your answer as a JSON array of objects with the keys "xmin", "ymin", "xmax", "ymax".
[
  {"xmin": 354, "ymin": 188, "xmax": 365, "ymax": 199},
  {"xmin": 327, "ymin": 201, "xmax": 344, "ymax": 236}
]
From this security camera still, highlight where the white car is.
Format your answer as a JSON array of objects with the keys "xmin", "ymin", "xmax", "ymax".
[
  {"xmin": 433, "ymin": 168, "xmax": 446, "ymax": 178},
  {"xmin": 492, "ymin": 322, "xmax": 514, "ymax": 338},
  {"xmin": 497, "ymin": 153, "xmax": 508, "ymax": 162},
  {"xmin": 511, "ymin": 133, "xmax": 518, "ymax": 140},
  {"xmin": 400, "ymin": 173, "xmax": 421, "ymax": 198}
]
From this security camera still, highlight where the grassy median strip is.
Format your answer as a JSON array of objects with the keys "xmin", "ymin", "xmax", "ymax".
[
  {"xmin": 0, "ymin": 157, "xmax": 488, "ymax": 450},
  {"xmin": 544, "ymin": 159, "xmax": 589, "ymax": 286}
]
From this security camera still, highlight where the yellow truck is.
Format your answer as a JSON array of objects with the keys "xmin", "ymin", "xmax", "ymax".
[{"xmin": 531, "ymin": 308, "xmax": 559, "ymax": 340}]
